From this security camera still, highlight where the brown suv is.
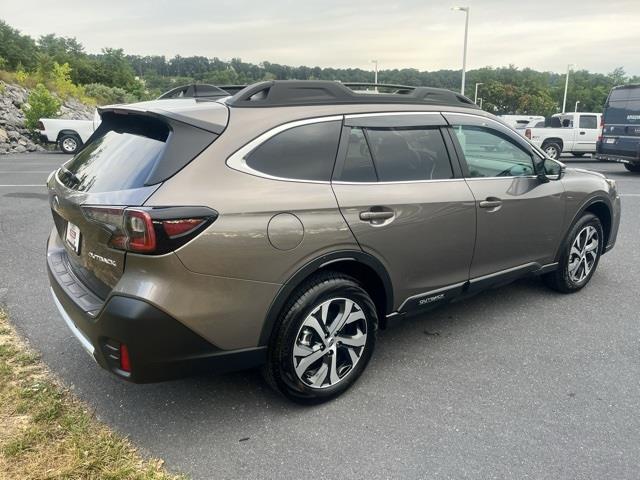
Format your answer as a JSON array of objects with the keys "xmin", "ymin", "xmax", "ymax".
[{"xmin": 47, "ymin": 81, "xmax": 621, "ymax": 403}]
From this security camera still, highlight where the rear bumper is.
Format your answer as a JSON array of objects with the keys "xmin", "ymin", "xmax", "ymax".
[{"xmin": 47, "ymin": 243, "xmax": 266, "ymax": 383}]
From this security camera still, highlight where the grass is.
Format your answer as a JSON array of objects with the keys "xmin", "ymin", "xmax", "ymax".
[{"xmin": 0, "ymin": 308, "xmax": 186, "ymax": 480}]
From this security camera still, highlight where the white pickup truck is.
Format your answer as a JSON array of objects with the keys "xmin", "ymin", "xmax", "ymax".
[
  {"xmin": 37, "ymin": 111, "xmax": 101, "ymax": 153},
  {"xmin": 524, "ymin": 112, "xmax": 602, "ymax": 159}
]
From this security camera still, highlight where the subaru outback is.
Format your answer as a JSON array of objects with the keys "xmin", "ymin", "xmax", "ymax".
[{"xmin": 47, "ymin": 81, "xmax": 621, "ymax": 403}]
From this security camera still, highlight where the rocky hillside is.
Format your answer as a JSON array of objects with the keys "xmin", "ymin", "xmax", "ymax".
[{"xmin": 0, "ymin": 82, "xmax": 95, "ymax": 154}]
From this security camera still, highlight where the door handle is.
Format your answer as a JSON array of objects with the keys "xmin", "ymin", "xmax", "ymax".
[
  {"xmin": 359, "ymin": 210, "xmax": 395, "ymax": 221},
  {"xmin": 580, "ymin": 131, "xmax": 586, "ymax": 135},
  {"xmin": 479, "ymin": 198, "xmax": 502, "ymax": 209}
]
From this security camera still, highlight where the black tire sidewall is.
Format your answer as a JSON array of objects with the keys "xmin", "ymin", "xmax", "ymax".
[
  {"xmin": 270, "ymin": 274, "xmax": 377, "ymax": 403},
  {"xmin": 558, "ymin": 213, "xmax": 603, "ymax": 291}
]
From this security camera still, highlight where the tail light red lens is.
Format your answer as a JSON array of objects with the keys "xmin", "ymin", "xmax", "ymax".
[
  {"xmin": 162, "ymin": 218, "xmax": 206, "ymax": 238},
  {"xmin": 125, "ymin": 209, "xmax": 156, "ymax": 252},
  {"xmin": 81, "ymin": 205, "xmax": 217, "ymax": 255},
  {"xmin": 119, "ymin": 344, "xmax": 131, "ymax": 372},
  {"xmin": 525, "ymin": 128, "xmax": 532, "ymax": 139}
]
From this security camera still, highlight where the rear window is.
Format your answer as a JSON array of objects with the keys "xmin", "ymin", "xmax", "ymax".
[
  {"xmin": 58, "ymin": 113, "xmax": 216, "ymax": 192},
  {"xmin": 245, "ymin": 120, "xmax": 341, "ymax": 181},
  {"xmin": 605, "ymin": 87, "xmax": 640, "ymax": 125}
]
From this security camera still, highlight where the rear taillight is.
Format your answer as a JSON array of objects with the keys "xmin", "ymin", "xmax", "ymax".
[
  {"xmin": 119, "ymin": 344, "xmax": 131, "ymax": 372},
  {"xmin": 598, "ymin": 116, "xmax": 604, "ymax": 142},
  {"xmin": 525, "ymin": 128, "xmax": 532, "ymax": 139},
  {"xmin": 82, "ymin": 206, "xmax": 217, "ymax": 255},
  {"xmin": 37, "ymin": 120, "xmax": 45, "ymax": 131}
]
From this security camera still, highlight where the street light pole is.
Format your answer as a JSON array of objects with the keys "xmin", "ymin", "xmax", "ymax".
[
  {"xmin": 371, "ymin": 60, "xmax": 378, "ymax": 85},
  {"xmin": 474, "ymin": 82, "xmax": 483, "ymax": 104},
  {"xmin": 574, "ymin": 100, "xmax": 580, "ymax": 113},
  {"xmin": 452, "ymin": 6, "xmax": 470, "ymax": 95},
  {"xmin": 562, "ymin": 63, "xmax": 574, "ymax": 114}
]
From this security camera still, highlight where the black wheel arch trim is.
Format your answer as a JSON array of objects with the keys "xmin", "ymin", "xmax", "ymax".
[
  {"xmin": 57, "ymin": 130, "xmax": 82, "ymax": 141},
  {"xmin": 258, "ymin": 250, "xmax": 393, "ymax": 346},
  {"xmin": 555, "ymin": 193, "xmax": 613, "ymax": 261}
]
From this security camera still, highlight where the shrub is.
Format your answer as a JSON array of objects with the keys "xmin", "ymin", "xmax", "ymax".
[
  {"xmin": 83, "ymin": 82, "xmax": 137, "ymax": 105},
  {"xmin": 22, "ymin": 83, "xmax": 61, "ymax": 133}
]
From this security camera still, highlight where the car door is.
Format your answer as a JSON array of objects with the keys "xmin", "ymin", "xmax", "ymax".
[
  {"xmin": 444, "ymin": 113, "xmax": 566, "ymax": 286},
  {"xmin": 331, "ymin": 112, "xmax": 477, "ymax": 312},
  {"xmin": 575, "ymin": 114, "xmax": 599, "ymax": 152}
]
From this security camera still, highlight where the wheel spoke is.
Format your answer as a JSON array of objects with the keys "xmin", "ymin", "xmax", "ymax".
[
  {"xmin": 295, "ymin": 347, "xmax": 326, "ymax": 377},
  {"xmin": 346, "ymin": 346, "xmax": 359, "ymax": 365},
  {"xmin": 328, "ymin": 350, "xmax": 340, "ymax": 385},
  {"xmin": 568, "ymin": 258, "xmax": 581, "ymax": 275},
  {"xmin": 293, "ymin": 342, "xmax": 313, "ymax": 357},
  {"xmin": 304, "ymin": 316, "xmax": 328, "ymax": 347},
  {"xmin": 328, "ymin": 299, "xmax": 354, "ymax": 336},
  {"xmin": 306, "ymin": 363, "xmax": 329, "ymax": 387}
]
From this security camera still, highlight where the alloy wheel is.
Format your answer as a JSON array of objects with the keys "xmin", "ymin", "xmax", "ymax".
[
  {"xmin": 544, "ymin": 145, "xmax": 558, "ymax": 159},
  {"xmin": 292, "ymin": 297, "xmax": 368, "ymax": 389},
  {"xmin": 568, "ymin": 225, "xmax": 599, "ymax": 283},
  {"xmin": 62, "ymin": 137, "xmax": 77, "ymax": 152}
]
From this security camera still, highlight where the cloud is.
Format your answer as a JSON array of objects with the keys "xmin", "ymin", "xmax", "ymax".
[{"xmin": 2, "ymin": 0, "xmax": 639, "ymax": 74}]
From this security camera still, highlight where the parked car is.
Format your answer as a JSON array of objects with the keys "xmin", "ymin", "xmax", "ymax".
[
  {"xmin": 500, "ymin": 115, "xmax": 545, "ymax": 130},
  {"xmin": 38, "ymin": 110, "xmax": 101, "ymax": 154},
  {"xmin": 525, "ymin": 112, "xmax": 602, "ymax": 159},
  {"xmin": 47, "ymin": 80, "xmax": 620, "ymax": 403},
  {"xmin": 596, "ymin": 84, "xmax": 640, "ymax": 172}
]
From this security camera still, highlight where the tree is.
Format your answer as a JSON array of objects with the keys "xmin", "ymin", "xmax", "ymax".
[{"xmin": 22, "ymin": 84, "xmax": 61, "ymax": 133}]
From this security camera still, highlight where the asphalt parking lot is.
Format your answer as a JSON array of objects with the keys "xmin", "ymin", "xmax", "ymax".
[{"xmin": 1, "ymin": 152, "xmax": 639, "ymax": 479}]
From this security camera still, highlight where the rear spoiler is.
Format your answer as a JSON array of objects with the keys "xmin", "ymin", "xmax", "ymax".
[{"xmin": 97, "ymin": 104, "xmax": 227, "ymax": 135}]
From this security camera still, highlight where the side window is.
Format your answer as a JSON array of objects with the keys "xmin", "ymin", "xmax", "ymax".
[
  {"xmin": 579, "ymin": 115, "xmax": 597, "ymax": 129},
  {"xmin": 453, "ymin": 125, "xmax": 535, "ymax": 178},
  {"xmin": 365, "ymin": 127, "xmax": 453, "ymax": 181},
  {"xmin": 245, "ymin": 121, "xmax": 341, "ymax": 181},
  {"xmin": 338, "ymin": 128, "xmax": 377, "ymax": 182}
]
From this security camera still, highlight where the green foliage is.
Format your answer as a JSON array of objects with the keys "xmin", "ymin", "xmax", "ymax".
[
  {"xmin": 2, "ymin": 19, "xmax": 640, "ymax": 115},
  {"xmin": 22, "ymin": 83, "xmax": 61, "ymax": 132},
  {"xmin": 83, "ymin": 83, "xmax": 138, "ymax": 105}
]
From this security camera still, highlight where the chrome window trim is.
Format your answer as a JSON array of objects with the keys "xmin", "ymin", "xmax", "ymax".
[
  {"xmin": 464, "ymin": 175, "xmax": 539, "ymax": 181},
  {"xmin": 344, "ymin": 111, "xmax": 443, "ymax": 120},
  {"xmin": 226, "ymin": 115, "xmax": 343, "ymax": 184},
  {"xmin": 332, "ymin": 178, "xmax": 465, "ymax": 185}
]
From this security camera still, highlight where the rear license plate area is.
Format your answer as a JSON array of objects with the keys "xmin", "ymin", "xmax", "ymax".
[{"xmin": 65, "ymin": 221, "xmax": 81, "ymax": 254}]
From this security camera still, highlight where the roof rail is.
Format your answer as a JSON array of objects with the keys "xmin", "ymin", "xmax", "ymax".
[{"xmin": 225, "ymin": 80, "xmax": 479, "ymax": 109}]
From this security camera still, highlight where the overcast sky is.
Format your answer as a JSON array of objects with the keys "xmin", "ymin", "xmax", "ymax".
[{"xmin": 2, "ymin": 0, "xmax": 639, "ymax": 75}]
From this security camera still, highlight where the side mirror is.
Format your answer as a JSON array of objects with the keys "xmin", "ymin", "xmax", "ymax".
[{"xmin": 533, "ymin": 155, "xmax": 549, "ymax": 183}]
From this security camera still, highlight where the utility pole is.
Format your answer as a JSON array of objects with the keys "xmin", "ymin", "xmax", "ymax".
[
  {"xmin": 562, "ymin": 63, "xmax": 574, "ymax": 114},
  {"xmin": 371, "ymin": 60, "xmax": 378, "ymax": 84},
  {"xmin": 452, "ymin": 6, "xmax": 470, "ymax": 95}
]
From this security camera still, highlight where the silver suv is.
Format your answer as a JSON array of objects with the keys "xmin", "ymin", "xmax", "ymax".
[{"xmin": 47, "ymin": 81, "xmax": 621, "ymax": 403}]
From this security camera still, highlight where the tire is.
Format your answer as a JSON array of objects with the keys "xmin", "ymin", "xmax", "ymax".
[
  {"xmin": 572, "ymin": 153, "xmax": 586, "ymax": 157},
  {"xmin": 543, "ymin": 213, "xmax": 603, "ymax": 293},
  {"xmin": 262, "ymin": 272, "xmax": 377, "ymax": 404},
  {"xmin": 624, "ymin": 163, "xmax": 640, "ymax": 173},
  {"xmin": 59, "ymin": 134, "xmax": 81, "ymax": 154},
  {"xmin": 542, "ymin": 142, "xmax": 562, "ymax": 160}
]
